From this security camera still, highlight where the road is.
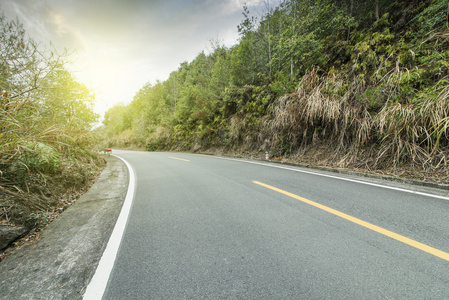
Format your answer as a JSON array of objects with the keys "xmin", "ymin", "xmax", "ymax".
[{"xmin": 93, "ymin": 150, "xmax": 449, "ymax": 299}]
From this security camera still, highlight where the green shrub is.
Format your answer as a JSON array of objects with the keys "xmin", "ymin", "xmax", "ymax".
[{"xmin": 19, "ymin": 142, "xmax": 60, "ymax": 174}]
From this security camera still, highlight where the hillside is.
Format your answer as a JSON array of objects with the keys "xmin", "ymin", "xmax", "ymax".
[
  {"xmin": 0, "ymin": 13, "xmax": 104, "ymax": 256},
  {"xmin": 100, "ymin": 0, "xmax": 449, "ymax": 183}
]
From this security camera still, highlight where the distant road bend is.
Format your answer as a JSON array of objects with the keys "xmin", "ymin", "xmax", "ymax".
[{"xmin": 85, "ymin": 150, "xmax": 449, "ymax": 299}]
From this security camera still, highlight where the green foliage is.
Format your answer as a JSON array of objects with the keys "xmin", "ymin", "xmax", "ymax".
[
  {"xmin": 42, "ymin": 68, "xmax": 99, "ymax": 129},
  {"xmin": 27, "ymin": 211, "xmax": 52, "ymax": 231},
  {"xmin": 18, "ymin": 142, "xmax": 60, "ymax": 174},
  {"xmin": 101, "ymin": 0, "xmax": 449, "ymax": 176},
  {"xmin": 0, "ymin": 13, "xmax": 103, "ymax": 228},
  {"xmin": 411, "ymin": 0, "xmax": 448, "ymax": 33}
]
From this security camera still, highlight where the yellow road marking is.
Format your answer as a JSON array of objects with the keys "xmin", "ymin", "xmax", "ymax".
[
  {"xmin": 168, "ymin": 156, "xmax": 190, "ymax": 162},
  {"xmin": 253, "ymin": 181, "xmax": 449, "ymax": 262}
]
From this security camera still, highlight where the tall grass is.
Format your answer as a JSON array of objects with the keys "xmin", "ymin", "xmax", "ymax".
[
  {"xmin": 267, "ymin": 67, "xmax": 448, "ymax": 174},
  {"xmin": 0, "ymin": 97, "xmax": 102, "ymax": 228}
]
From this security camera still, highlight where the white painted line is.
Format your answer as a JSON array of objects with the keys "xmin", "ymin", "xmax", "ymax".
[
  {"xmin": 196, "ymin": 154, "xmax": 449, "ymax": 201},
  {"xmin": 83, "ymin": 155, "xmax": 136, "ymax": 299}
]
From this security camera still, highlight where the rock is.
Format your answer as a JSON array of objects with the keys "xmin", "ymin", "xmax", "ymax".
[{"xmin": 0, "ymin": 226, "xmax": 27, "ymax": 250}]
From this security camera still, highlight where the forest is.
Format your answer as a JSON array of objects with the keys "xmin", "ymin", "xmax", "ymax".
[{"xmin": 101, "ymin": 0, "xmax": 449, "ymax": 183}]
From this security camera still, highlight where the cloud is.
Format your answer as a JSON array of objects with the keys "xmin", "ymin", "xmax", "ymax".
[{"xmin": 46, "ymin": 9, "xmax": 67, "ymax": 36}]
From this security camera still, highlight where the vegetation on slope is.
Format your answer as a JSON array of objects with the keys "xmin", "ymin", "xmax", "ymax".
[
  {"xmin": 0, "ymin": 14, "xmax": 104, "ymax": 235},
  {"xmin": 101, "ymin": 0, "xmax": 449, "ymax": 182}
]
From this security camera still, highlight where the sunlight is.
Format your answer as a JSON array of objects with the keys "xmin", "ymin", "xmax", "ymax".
[{"xmin": 70, "ymin": 47, "xmax": 133, "ymax": 118}]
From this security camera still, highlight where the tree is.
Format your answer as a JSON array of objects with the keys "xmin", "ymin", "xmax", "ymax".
[
  {"xmin": 0, "ymin": 12, "xmax": 102, "ymax": 230},
  {"xmin": 0, "ymin": 15, "xmax": 67, "ymax": 102},
  {"xmin": 0, "ymin": 13, "xmax": 98, "ymax": 162},
  {"xmin": 40, "ymin": 67, "xmax": 98, "ymax": 129}
]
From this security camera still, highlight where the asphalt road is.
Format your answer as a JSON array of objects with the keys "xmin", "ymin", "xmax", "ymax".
[{"xmin": 100, "ymin": 150, "xmax": 449, "ymax": 299}]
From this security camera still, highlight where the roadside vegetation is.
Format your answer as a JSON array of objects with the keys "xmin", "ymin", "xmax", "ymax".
[
  {"xmin": 101, "ymin": 0, "xmax": 449, "ymax": 183},
  {"xmin": 0, "ymin": 13, "xmax": 104, "ymax": 248}
]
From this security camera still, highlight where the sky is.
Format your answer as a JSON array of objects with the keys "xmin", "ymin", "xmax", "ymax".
[{"xmin": 0, "ymin": 0, "xmax": 267, "ymax": 118}]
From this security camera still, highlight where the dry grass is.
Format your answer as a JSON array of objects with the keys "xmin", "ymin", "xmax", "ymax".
[
  {"xmin": 266, "ymin": 67, "xmax": 449, "ymax": 173},
  {"xmin": 0, "ymin": 98, "xmax": 104, "ymax": 229}
]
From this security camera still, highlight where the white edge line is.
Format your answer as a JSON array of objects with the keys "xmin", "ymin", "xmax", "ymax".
[
  {"xmin": 83, "ymin": 155, "xmax": 135, "ymax": 299},
  {"xmin": 196, "ymin": 154, "xmax": 449, "ymax": 201}
]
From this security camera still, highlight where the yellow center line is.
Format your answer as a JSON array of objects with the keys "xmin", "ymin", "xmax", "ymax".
[
  {"xmin": 168, "ymin": 156, "xmax": 190, "ymax": 162},
  {"xmin": 253, "ymin": 180, "xmax": 449, "ymax": 262}
]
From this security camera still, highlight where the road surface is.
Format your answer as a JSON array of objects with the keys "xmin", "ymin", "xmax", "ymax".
[{"xmin": 91, "ymin": 150, "xmax": 449, "ymax": 299}]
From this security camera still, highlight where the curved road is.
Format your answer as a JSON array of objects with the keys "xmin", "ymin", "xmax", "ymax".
[{"xmin": 93, "ymin": 150, "xmax": 449, "ymax": 299}]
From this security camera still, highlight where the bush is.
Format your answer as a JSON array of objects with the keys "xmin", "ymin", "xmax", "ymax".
[{"xmin": 18, "ymin": 142, "xmax": 60, "ymax": 174}]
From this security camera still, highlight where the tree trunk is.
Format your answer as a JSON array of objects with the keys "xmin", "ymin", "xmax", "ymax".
[
  {"xmin": 347, "ymin": 0, "xmax": 353, "ymax": 40},
  {"xmin": 375, "ymin": 0, "xmax": 380, "ymax": 20},
  {"xmin": 267, "ymin": 0, "xmax": 272, "ymax": 77},
  {"xmin": 290, "ymin": 0, "xmax": 296, "ymax": 77}
]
